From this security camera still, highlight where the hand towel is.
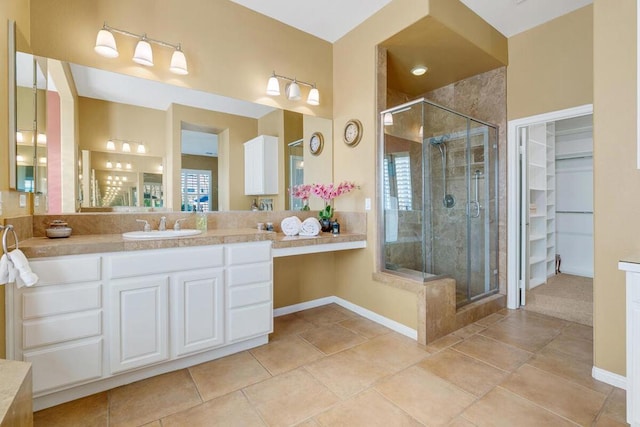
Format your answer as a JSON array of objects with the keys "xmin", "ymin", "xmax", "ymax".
[
  {"xmin": 299, "ymin": 217, "xmax": 321, "ymax": 236},
  {"xmin": 7, "ymin": 249, "xmax": 38, "ymax": 288},
  {"xmin": 0, "ymin": 254, "xmax": 16, "ymax": 285},
  {"xmin": 280, "ymin": 216, "xmax": 302, "ymax": 236}
]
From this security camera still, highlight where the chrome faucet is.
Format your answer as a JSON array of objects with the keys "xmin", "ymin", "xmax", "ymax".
[
  {"xmin": 173, "ymin": 218, "xmax": 187, "ymax": 231},
  {"xmin": 158, "ymin": 216, "xmax": 167, "ymax": 231},
  {"xmin": 136, "ymin": 219, "xmax": 151, "ymax": 232}
]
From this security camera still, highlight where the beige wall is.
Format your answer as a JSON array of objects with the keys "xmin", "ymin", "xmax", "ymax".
[
  {"xmin": 593, "ymin": 0, "xmax": 636, "ymax": 376},
  {"xmin": 507, "ymin": 5, "xmax": 593, "ymax": 120}
]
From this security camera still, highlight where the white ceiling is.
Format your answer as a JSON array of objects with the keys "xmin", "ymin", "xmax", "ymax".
[{"xmin": 231, "ymin": 0, "xmax": 593, "ymax": 41}]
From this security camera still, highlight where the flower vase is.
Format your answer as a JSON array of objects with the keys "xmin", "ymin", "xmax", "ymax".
[{"xmin": 320, "ymin": 218, "xmax": 332, "ymax": 232}]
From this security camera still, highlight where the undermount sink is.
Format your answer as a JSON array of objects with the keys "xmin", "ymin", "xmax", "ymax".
[{"xmin": 122, "ymin": 229, "xmax": 202, "ymax": 240}]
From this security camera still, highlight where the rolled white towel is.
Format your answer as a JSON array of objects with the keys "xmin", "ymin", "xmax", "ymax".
[
  {"xmin": 299, "ymin": 217, "xmax": 321, "ymax": 236},
  {"xmin": 7, "ymin": 249, "xmax": 38, "ymax": 288},
  {"xmin": 0, "ymin": 254, "xmax": 16, "ymax": 285},
  {"xmin": 280, "ymin": 216, "xmax": 302, "ymax": 236}
]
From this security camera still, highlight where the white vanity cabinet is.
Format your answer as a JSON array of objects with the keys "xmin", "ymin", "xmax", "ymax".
[
  {"xmin": 7, "ymin": 241, "xmax": 272, "ymax": 410},
  {"xmin": 8, "ymin": 255, "xmax": 104, "ymax": 395},
  {"xmin": 244, "ymin": 135, "xmax": 279, "ymax": 195},
  {"xmin": 619, "ymin": 259, "xmax": 640, "ymax": 426}
]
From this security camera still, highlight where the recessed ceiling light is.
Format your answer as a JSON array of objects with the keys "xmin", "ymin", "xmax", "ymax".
[{"xmin": 411, "ymin": 65, "xmax": 428, "ymax": 76}]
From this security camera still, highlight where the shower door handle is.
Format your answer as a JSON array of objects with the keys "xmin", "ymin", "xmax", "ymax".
[{"xmin": 469, "ymin": 200, "xmax": 481, "ymax": 218}]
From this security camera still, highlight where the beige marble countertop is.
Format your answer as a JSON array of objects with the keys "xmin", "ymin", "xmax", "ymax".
[
  {"xmin": 0, "ymin": 359, "xmax": 31, "ymax": 426},
  {"xmin": 18, "ymin": 228, "xmax": 367, "ymax": 258}
]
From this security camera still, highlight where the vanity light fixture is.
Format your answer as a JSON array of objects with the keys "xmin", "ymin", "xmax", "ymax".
[
  {"xmin": 94, "ymin": 23, "xmax": 188, "ymax": 75},
  {"xmin": 121, "ymin": 142, "xmax": 131, "ymax": 153},
  {"xmin": 137, "ymin": 143, "xmax": 146, "ymax": 154},
  {"xmin": 106, "ymin": 140, "xmax": 116, "ymax": 151},
  {"xmin": 16, "ymin": 131, "xmax": 24, "ymax": 143},
  {"xmin": 383, "ymin": 113, "xmax": 394, "ymax": 126},
  {"xmin": 122, "ymin": 177, "xmax": 128, "ymax": 182},
  {"xmin": 116, "ymin": 162, "xmax": 122, "ymax": 169},
  {"xmin": 37, "ymin": 133, "xmax": 47, "ymax": 144},
  {"xmin": 16, "ymin": 155, "xmax": 24, "ymax": 162},
  {"xmin": 38, "ymin": 157, "xmax": 47, "ymax": 164},
  {"xmin": 411, "ymin": 65, "xmax": 428, "ymax": 76},
  {"xmin": 266, "ymin": 71, "xmax": 320, "ymax": 105},
  {"xmin": 106, "ymin": 161, "xmax": 113, "ymax": 169},
  {"xmin": 126, "ymin": 163, "xmax": 132, "ymax": 170}
]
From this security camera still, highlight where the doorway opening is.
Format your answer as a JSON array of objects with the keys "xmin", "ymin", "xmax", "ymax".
[{"xmin": 507, "ymin": 105, "xmax": 593, "ymax": 325}]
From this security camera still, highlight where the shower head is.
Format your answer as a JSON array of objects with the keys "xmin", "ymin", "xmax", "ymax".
[{"xmin": 429, "ymin": 135, "xmax": 449, "ymax": 146}]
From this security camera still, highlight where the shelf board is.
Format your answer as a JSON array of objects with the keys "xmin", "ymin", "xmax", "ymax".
[
  {"xmin": 529, "ymin": 162, "xmax": 546, "ymax": 168},
  {"xmin": 530, "ymin": 256, "xmax": 546, "ymax": 264},
  {"xmin": 530, "ymin": 234, "xmax": 545, "ymax": 242},
  {"xmin": 530, "ymin": 213, "xmax": 545, "ymax": 218}
]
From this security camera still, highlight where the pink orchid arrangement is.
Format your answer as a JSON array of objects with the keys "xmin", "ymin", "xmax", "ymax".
[
  {"xmin": 311, "ymin": 181, "xmax": 357, "ymax": 220},
  {"xmin": 291, "ymin": 181, "xmax": 357, "ymax": 217},
  {"xmin": 289, "ymin": 184, "xmax": 313, "ymax": 210}
]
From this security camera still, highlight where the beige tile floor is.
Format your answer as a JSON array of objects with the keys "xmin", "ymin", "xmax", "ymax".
[{"xmin": 34, "ymin": 303, "xmax": 628, "ymax": 427}]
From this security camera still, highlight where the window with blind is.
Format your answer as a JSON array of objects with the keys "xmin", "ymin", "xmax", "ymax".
[
  {"xmin": 181, "ymin": 169, "xmax": 212, "ymax": 211},
  {"xmin": 383, "ymin": 153, "xmax": 413, "ymax": 210}
]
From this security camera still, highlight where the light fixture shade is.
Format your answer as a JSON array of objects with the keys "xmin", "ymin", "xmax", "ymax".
[
  {"xmin": 106, "ymin": 140, "xmax": 116, "ymax": 150},
  {"xmin": 95, "ymin": 28, "xmax": 119, "ymax": 58},
  {"xmin": 170, "ymin": 48, "xmax": 189, "ymax": 75},
  {"xmin": 39, "ymin": 157, "xmax": 47, "ymax": 164},
  {"xmin": 266, "ymin": 76, "xmax": 280, "ymax": 96},
  {"xmin": 37, "ymin": 133, "xmax": 47, "ymax": 144},
  {"xmin": 116, "ymin": 162, "xmax": 122, "ymax": 169},
  {"xmin": 137, "ymin": 143, "xmax": 146, "ymax": 154},
  {"xmin": 286, "ymin": 81, "xmax": 301, "ymax": 101},
  {"xmin": 122, "ymin": 142, "xmax": 131, "ymax": 152},
  {"xmin": 16, "ymin": 131, "xmax": 23, "ymax": 143},
  {"xmin": 106, "ymin": 161, "xmax": 113, "ymax": 169},
  {"xmin": 383, "ymin": 112, "xmax": 394, "ymax": 126},
  {"xmin": 307, "ymin": 87, "xmax": 320, "ymax": 106},
  {"xmin": 126, "ymin": 163, "xmax": 132, "ymax": 170},
  {"xmin": 133, "ymin": 39, "xmax": 154, "ymax": 66}
]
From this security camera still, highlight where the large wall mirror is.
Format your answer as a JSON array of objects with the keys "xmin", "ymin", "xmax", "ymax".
[{"xmin": 13, "ymin": 52, "xmax": 334, "ymax": 213}]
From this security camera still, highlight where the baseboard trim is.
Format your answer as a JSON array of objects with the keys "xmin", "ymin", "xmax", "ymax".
[
  {"xmin": 592, "ymin": 366, "xmax": 627, "ymax": 390},
  {"xmin": 274, "ymin": 296, "xmax": 418, "ymax": 340}
]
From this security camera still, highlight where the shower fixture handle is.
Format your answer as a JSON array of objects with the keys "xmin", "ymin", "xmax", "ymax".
[{"xmin": 470, "ymin": 170, "xmax": 482, "ymax": 218}]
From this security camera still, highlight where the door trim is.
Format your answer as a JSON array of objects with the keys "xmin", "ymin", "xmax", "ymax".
[{"xmin": 507, "ymin": 104, "xmax": 593, "ymax": 309}]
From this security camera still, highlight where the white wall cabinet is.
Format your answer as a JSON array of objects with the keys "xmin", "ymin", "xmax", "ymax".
[
  {"xmin": 244, "ymin": 135, "xmax": 279, "ymax": 195},
  {"xmin": 6, "ymin": 242, "xmax": 272, "ymax": 410}
]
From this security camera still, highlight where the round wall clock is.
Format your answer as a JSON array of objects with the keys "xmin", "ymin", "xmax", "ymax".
[
  {"xmin": 309, "ymin": 131, "xmax": 324, "ymax": 155},
  {"xmin": 343, "ymin": 119, "xmax": 362, "ymax": 147}
]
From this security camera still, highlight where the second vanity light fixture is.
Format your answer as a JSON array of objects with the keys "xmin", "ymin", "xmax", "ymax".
[
  {"xmin": 95, "ymin": 23, "xmax": 188, "ymax": 75},
  {"xmin": 266, "ymin": 72, "xmax": 320, "ymax": 106},
  {"xmin": 106, "ymin": 139, "xmax": 146, "ymax": 154}
]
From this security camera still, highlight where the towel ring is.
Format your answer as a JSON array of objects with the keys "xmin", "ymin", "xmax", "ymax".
[{"xmin": 1, "ymin": 225, "xmax": 19, "ymax": 254}]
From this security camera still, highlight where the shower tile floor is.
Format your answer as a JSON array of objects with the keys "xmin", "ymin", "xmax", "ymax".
[{"xmin": 34, "ymin": 304, "xmax": 626, "ymax": 426}]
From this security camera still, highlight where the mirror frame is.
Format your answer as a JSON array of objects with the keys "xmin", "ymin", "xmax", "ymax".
[{"xmin": 8, "ymin": 20, "xmax": 17, "ymax": 190}]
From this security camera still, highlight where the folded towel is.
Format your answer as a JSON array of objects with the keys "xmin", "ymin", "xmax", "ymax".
[
  {"xmin": 0, "ymin": 254, "xmax": 16, "ymax": 285},
  {"xmin": 280, "ymin": 216, "xmax": 302, "ymax": 236},
  {"xmin": 7, "ymin": 249, "xmax": 38, "ymax": 288},
  {"xmin": 299, "ymin": 217, "xmax": 321, "ymax": 236}
]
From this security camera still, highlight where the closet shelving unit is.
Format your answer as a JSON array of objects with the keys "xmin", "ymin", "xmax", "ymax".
[
  {"xmin": 528, "ymin": 123, "xmax": 548, "ymax": 288},
  {"xmin": 546, "ymin": 123, "xmax": 556, "ymax": 278}
]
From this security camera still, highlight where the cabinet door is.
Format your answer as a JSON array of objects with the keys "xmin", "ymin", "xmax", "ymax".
[
  {"xmin": 109, "ymin": 276, "xmax": 169, "ymax": 374},
  {"xmin": 244, "ymin": 137, "xmax": 264, "ymax": 195},
  {"xmin": 172, "ymin": 269, "xmax": 225, "ymax": 357}
]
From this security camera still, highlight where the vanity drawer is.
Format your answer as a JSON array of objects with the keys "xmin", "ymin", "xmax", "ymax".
[
  {"xmin": 22, "ymin": 283, "xmax": 102, "ymax": 320},
  {"xmin": 23, "ymin": 310, "xmax": 102, "ymax": 349},
  {"xmin": 227, "ymin": 263, "xmax": 271, "ymax": 287},
  {"xmin": 226, "ymin": 242, "xmax": 271, "ymax": 265},
  {"xmin": 228, "ymin": 282, "xmax": 271, "ymax": 308},
  {"xmin": 108, "ymin": 246, "xmax": 223, "ymax": 278},
  {"xmin": 25, "ymin": 338, "xmax": 103, "ymax": 394},
  {"xmin": 30, "ymin": 256, "xmax": 101, "ymax": 286},
  {"xmin": 227, "ymin": 302, "xmax": 273, "ymax": 342}
]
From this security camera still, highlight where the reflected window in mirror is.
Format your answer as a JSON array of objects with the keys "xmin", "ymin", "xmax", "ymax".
[
  {"xmin": 288, "ymin": 139, "xmax": 304, "ymax": 210},
  {"xmin": 383, "ymin": 153, "xmax": 413, "ymax": 211},
  {"xmin": 181, "ymin": 128, "xmax": 218, "ymax": 212},
  {"xmin": 181, "ymin": 169, "xmax": 212, "ymax": 212}
]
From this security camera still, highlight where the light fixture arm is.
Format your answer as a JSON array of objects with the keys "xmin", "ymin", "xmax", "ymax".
[
  {"xmin": 102, "ymin": 23, "xmax": 182, "ymax": 51},
  {"xmin": 270, "ymin": 72, "xmax": 316, "ymax": 90}
]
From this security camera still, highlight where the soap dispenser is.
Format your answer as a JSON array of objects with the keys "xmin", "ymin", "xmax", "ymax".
[{"xmin": 196, "ymin": 205, "xmax": 208, "ymax": 232}]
